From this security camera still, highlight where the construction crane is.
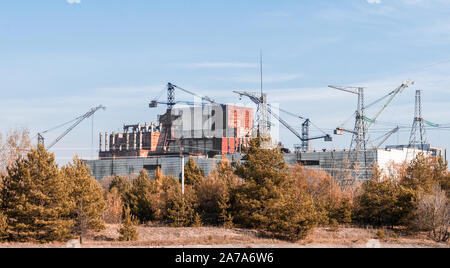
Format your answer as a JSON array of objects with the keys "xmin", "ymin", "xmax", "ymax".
[
  {"xmin": 267, "ymin": 105, "xmax": 330, "ymax": 152},
  {"xmin": 150, "ymin": 100, "xmax": 199, "ymax": 108},
  {"xmin": 38, "ymin": 105, "xmax": 106, "ymax": 150},
  {"xmin": 149, "ymin": 83, "xmax": 218, "ymax": 153},
  {"xmin": 330, "ymin": 80, "xmax": 414, "ymax": 181},
  {"xmin": 364, "ymin": 80, "xmax": 414, "ymax": 129},
  {"xmin": 150, "ymin": 83, "xmax": 217, "ymax": 110},
  {"xmin": 329, "ymin": 85, "xmax": 367, "ymax": 152},
  {"xmin": 329, "ymin": 85, "xmax": 368, "ymax": 182},
  {"xmin": 375, "ymin": 126, "xmax": 400, "ymax": 149},
  {"xmin": 233, "ymin": 91, "xmax": 332, "ymax": 149},
  {"xmin": 333, "ymin": 80, "xmax": 413, "ymax": 149}
]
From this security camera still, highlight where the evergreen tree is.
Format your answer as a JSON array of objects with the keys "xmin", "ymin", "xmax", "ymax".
[
  {"xmin": 184, "ymin": 157, "xmax": 204, "ymax": 185},
  {"xmin": 118, "ymin": 206, "xmax": 138, "ymax": 241},
  {"xmin": 333, "ymin": 198, "xmax": 353, "ymax": 225},
  {"xmin": 126, "ymin": 169, "xmax": 154, "ymax": 223},
  {"xmin": 192, "ymin": 212, "xmax": 203, "ymax": 227},
  {"xmin": 0, "ymin": 212, "xmax": 7, "ymax": 240},
  {"xmin": 1, "ymin": 144, "xmax": 73, "ymax": 242},
  {"xmin": 109, "ymin": 175, "xmax": 132, "ymax": 199},
  {"xmin": 218, "ymin": 191, "xmax": 234, "ymax": 228},
  {"xmin": 233, "ymin": 138, "xmax": 317, "ymax": 240},
  {"xmin": 150, "ymin": 173, "xmax": 180, "ymax": 222},
  {"xmin": 355, "ymin": 177, "xmax": 415, "ymax": 227},
  {"xmin": 166, "ymin": 186, "xmax": 198, "ymax": 227},
  {"xmin": 215, "ymin": 156, "xmax": 237, "ymax": 182},
  {"xmin": 63, "ymin": 157, "xmax": 106, "ymax": 244},
  {"xmin": 402, "ymin": 153, "xmax": 446, "ymax": 194}
]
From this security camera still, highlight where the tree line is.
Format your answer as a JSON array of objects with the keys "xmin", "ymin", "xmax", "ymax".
[{"xmin": 0, "ymin": 129, "xmax": 449, "ymax": 243}]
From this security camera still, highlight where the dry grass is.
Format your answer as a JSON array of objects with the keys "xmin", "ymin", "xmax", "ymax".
[{"xmin": 0, "ymin": 225, "xmax": 448, "ymax": 248}]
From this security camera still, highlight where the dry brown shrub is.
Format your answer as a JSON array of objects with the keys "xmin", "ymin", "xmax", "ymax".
[
  {"xmin": 289, "ymin": 164, "xmax": 355, "ymax": 225},
  {"xmin": 0, "ymin": 128, "xmax": 31, "ymax": 176},
  {"xmin": 413, "ymin": 185, "xmax": 449, "ymax": 242},
  {"xmin": 103, "ymin": 188, "xmax": 123, "ymax": 224}
]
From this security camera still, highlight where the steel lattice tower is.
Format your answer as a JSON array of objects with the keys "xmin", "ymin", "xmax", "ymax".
[
  {"xmin": 302, "ymin": 119, "xmax": 310, "ymax": 152},
  {"xmin": 349, "ymin": 87, "xmax": 369, "ymax": 182},
  {"xmin": 408, "ymin": 90, "xmax": 427, "ymax": 153}
]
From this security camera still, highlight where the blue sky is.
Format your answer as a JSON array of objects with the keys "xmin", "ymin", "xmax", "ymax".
[{"xmin": 1, "ymin": 0, "xmax": 450, "ymax": 164}]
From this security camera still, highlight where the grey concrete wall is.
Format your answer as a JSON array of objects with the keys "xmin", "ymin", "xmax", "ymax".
[
  {"xmin": 87, "ymin": 149, "xmax": 412, "ymax": 182},
  {"xmin": 86, "ymin": 154, "xmax": 242, "ymax": 181}
]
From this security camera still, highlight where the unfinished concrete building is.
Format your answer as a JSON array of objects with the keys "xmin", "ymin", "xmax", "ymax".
[{"xmin": 98, "ymin": 104, "xmax": 254, "ymax": 160}]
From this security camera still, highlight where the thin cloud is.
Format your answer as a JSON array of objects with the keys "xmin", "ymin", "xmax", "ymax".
[
  {"xmin": 367, "ymin": 0, "xmax": 381, "ymax": 4},
  {"xmin": 67, "ymin": 0, "xmax": 81, "ymax": 4}
]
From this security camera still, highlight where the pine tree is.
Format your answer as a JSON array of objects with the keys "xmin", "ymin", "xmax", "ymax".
[
  {"xmin": 192, "ymin": 212, "xmax": 203, "ymax": 227},
  {"xmin": 150, "ymin": 173, "xmax": 180, "ymax": 222},
  {"xmin": 184, "ymin": 157, "xmax": 204, "ymax": 185},
  {"xmin": 63, "ymin": 156, "xmax": 106, "ymax": 244},
  {"xmin": 402, "ymin": 153, "xmax": 449, "ymax": 195},
  {"xmin": 0, "ymin": 211, "xmax": 7, "ymax": 240},
  {"xmin": 355, "ymin": 177, "xmax": 415, "ymax": 227},
  {"xmin": 118, "ymin": 206, "xmax": 138, "ymax": 242},
  {"xmin": 1, "ymin": 144, "xmax": 73, "ymax": 242},
  {"xmin": 234, "ymin": 138, "xmax": 317, "ymax": 240},
  {"xmin": 109, "ymin": 175, "xmax": 132, "ymax": 199},
  {"xmin": 126, "ymin": 170, "xmax": 154, "ymax": 223},
  {"xmin": 218, "ymin": 191, "xmax": 234, "ymax": 228},
  {"xmin": 166, "ymin": 186, "xmax": 197, "ymax": 227},
  {"xmin": 331, "ymin": 198, "xmax": 353, "ymax": 225}
]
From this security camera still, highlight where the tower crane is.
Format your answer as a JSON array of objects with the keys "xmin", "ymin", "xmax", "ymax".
[
  {"xmin": 266, "ymin": 104, "xmax": 330, "ymax": 152},
  {"xmin": 149, "ymin": 83, "xmax": 219, "ymax": 153},
  {"xmin": 332, "ymin": 80, "xmax": 413, "ymax": 148},
  {"xmin": 38, "ymin": 105, "xmax": 106, "ymax": 150},
  {"xmin": 150, "ymin": 100, "xmax": 200, "ymax": 108},
  {"xmin": 233, "ymin": 91, "xmax": 332, "ymax": 150},
  {"xmin": 364, "ymin": 80, "xmax": 414, "ymax": 129},
  {"xmin": 329, "ymin": 80, "xmax": 414, "ymax": 181},
  {"xmin": 149, "ymin": 83, "xmax": 217, "ymax": 110},
  {"xmin": 329, "ymin": 85, "xmax": 368, "ymax": 181},
  {"xmin": 375, "ymin": 126, "xmax": 400, "ymax": 149}
]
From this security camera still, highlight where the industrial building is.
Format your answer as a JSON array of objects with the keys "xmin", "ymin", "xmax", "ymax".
[
  {"xmin": 86, "ymin": 146, "xmax": 440, "ymax": 181},
  {"xmin": 82, "ymin": 82, "xmax": 445, "ymax": 184},
  {"xmin": 98, "ymin": 104, "xmax": 254, "ymax": 160}
]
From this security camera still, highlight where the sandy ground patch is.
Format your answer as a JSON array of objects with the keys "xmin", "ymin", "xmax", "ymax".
[{"xmin": 0, "ymin": 225, "xmax": 448, "ymax": 248}]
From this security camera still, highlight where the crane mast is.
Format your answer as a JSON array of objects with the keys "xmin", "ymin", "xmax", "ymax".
[
  {"xmin": 376, "ymin": 126, "xmax": 400, "ymax": 149},
  {"xmin": 233, "ymin": 91, "xmax": 332, "ymax": 150},
  {"xmin": 366, "ymin": 80, "xmax": 414, "ymax": 129},
  {"xmin": 39, "ymin": 105, "xmax": 106, "ymax": 150},
  {"xmin": 149, "ymin": 83, "xmax": 219, "ymax": 153}
]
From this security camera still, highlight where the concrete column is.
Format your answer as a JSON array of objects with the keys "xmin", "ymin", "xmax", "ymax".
[
  {"xmin": 133, "ymin": 131, "xmax": 137, "ymax": 150},
  {"xmin": 139, "ymin": 131, "xmax": 143, "ymax": 150},
  {"xmin": 105, "ymin": 132, "xmax": 109, "ymax": 152},
  {"xmin": 111, "ymin": 132, "xmax": 116, "ymax": 151},
  {"xmin": 99, "ymin": 133, "xmax": 103, "ymax": 152},
  {"xmin": 126, "ymin": 133, "xmax": 130, "ymax": 150}
]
